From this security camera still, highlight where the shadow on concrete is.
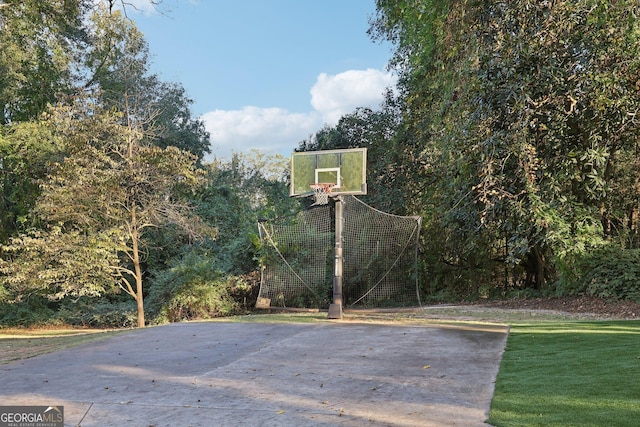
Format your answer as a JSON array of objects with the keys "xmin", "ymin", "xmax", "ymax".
[{"xmin": 0, "ymin": 321, "xmax": 508, "ymax": 426}]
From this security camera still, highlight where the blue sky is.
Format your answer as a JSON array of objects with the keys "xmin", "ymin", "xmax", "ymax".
[{"xmin": 126, "ymin": 0, "xmax": 396, "ymax": 160}]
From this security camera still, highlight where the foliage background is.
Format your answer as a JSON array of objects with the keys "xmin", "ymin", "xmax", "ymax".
[{"xmin": 3, "ymin": 0, "xmax": 640, "ymax": 328}]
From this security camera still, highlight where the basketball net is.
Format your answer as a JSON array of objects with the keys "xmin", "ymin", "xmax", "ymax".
[{"xmin": 310, "ymin": 183, "xmax": 336, "ymax": 205}]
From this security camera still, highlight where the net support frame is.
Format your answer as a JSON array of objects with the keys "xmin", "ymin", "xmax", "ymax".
[{"xmin": 256, "ymin": 195, "xmax": 421, "ymax": 313}]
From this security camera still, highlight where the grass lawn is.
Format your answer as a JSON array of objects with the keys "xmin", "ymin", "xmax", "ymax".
[{"xmin": 487, "ymin": 320, "xmax": 640, "ymax": 427}]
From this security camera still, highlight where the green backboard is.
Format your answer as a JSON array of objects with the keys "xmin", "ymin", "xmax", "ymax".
[{"xmin": 290, "ymin": 148, "xmax": 367, "ymax": 197}]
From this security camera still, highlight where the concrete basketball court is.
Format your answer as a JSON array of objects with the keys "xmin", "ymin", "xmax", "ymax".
[{"xmin": 0, "ymin": 320, "xmax": 508, "ymax": 426}]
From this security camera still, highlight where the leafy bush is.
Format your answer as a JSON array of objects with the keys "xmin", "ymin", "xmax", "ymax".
[
  {"xmin": 56, "ymin": 299, "xmax": 137, "ymax": 328},
  {"xmin": 226, "ymin": 271, "xmax": 261, "ymax": 311},
  {"xmin": 558, "ymin": 246, "xmax": 640, "ymax": 302},
  {"xmin": 0, "ymin": 298, "xmax": 57, "ymax": 327},
  {"xmin": 147, "ymin": 253, "xmax": 240, "ymax": 323},
  {"xmin": 0, "ymin": 284, "xmax": 10, "ymax": 304}
]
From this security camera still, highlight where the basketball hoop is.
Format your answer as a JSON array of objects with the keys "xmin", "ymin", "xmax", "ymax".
[{"xmin": 310, "ymin": 183, "xmax": 336, "ymax": 205}]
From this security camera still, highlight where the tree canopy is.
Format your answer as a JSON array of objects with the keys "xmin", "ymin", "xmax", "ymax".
[
  {"xmin": 0, "ymin": 2, "xmax": 244, "ymax": 327},
  {"xmin": 3, "ymin": 0, "xmax": 640, "ymax": 328},
  {"xmin": 367, "ymin": 0, "xmax": 640, "ymax": 298}
]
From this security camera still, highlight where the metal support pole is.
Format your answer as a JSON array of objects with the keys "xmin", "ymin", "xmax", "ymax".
[{"xmin": 328, "ymin": 195, "xmax": 344, "ymax": 319}]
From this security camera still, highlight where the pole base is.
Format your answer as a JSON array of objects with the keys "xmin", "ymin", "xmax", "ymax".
[{"xmin": 327, "ymin": 303, "xmax": 343, "ymax": 319}]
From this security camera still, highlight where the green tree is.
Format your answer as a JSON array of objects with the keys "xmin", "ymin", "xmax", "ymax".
[
  {"xmin": 84, "ymin": 7, "xmax": 210, "ymax": 162},
  {"xmin": 0, "ymin": 2, "xmax": 208, "ymax": 239},
  {"xmin": 0, "ymin": 226, "xmax": 121, "ymax": 302},
  {"xmin": 467, "ymin": 1, "xmax": 640, "ymax": 287},
  {"xmin": 0, "ymin": 121, "xmax": 66, "ymax": 241},
  {"xmin": 371, "ymin": 0, "xmax": 640, "ymax": 296},
  {"xmin": 198, "ymin": 151, "xmax": 294, "ymax": 274},
  {"xmin": 150, "ymin": 81, "xmax": 211, "ymax": 164},
  {"xmin": 0, "ymin": 1, "xmax": 220, "ymax": 325},
  {"xmin": 1, "ymin": 101, "xmax": 213, "ymax": 327},
  {"xmin": 0, "ymin": 0, "xmax": 89, "ymax": 124}
]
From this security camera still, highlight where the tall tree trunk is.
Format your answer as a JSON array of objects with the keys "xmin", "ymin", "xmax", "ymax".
[
  {"xmin": 133, "ymin": 245, "xmax": 145, "ymax": 328},
  {"xmin": 525, "ymin": 245, "xmax": 546, "ymax": 289},
  {"xmin": 631, "ymin": 140, "xmax": 640, "ymax": 248},
  {"xmin": 533, "ymin": 245, "xmax": 545, "ymax": 289},
  {"xmin": 130, "ymin": 205, "xmax": 145, "ymax": 327},
  {"xmin": 600, "ymin": 143, "xmax": 618, "ymax": 237}
]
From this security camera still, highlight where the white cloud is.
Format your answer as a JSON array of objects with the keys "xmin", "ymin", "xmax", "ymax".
[
  {"xmin": 202, "ymin": 107, "xmax": 321, "ymax": 161},
  {"xmin": 310, "ymin": 68, "xmax": 397, "ymax": 125},
  {"xmin": 201, "ymin": 68, "xmax": 397, "ymax": 161}
]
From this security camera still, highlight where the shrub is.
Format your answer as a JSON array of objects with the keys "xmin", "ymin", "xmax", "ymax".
[
  {"xmin": 0, "ymin": 298, "xmax": 57, "ymax": 327},
  {"xmin": 147, "ymin": 253, "xmax": 239, "ymax": 324},
  {"xmin": 227, "ymin": 271, "xmax": 261, "ymax": 311},
  {"xmin": 56, "ymin": 299, "xmax": 137, "ymax": 328},
  {"xmin": 580, "ymin": 247, "xmax": 640, "ymax": 302}
]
